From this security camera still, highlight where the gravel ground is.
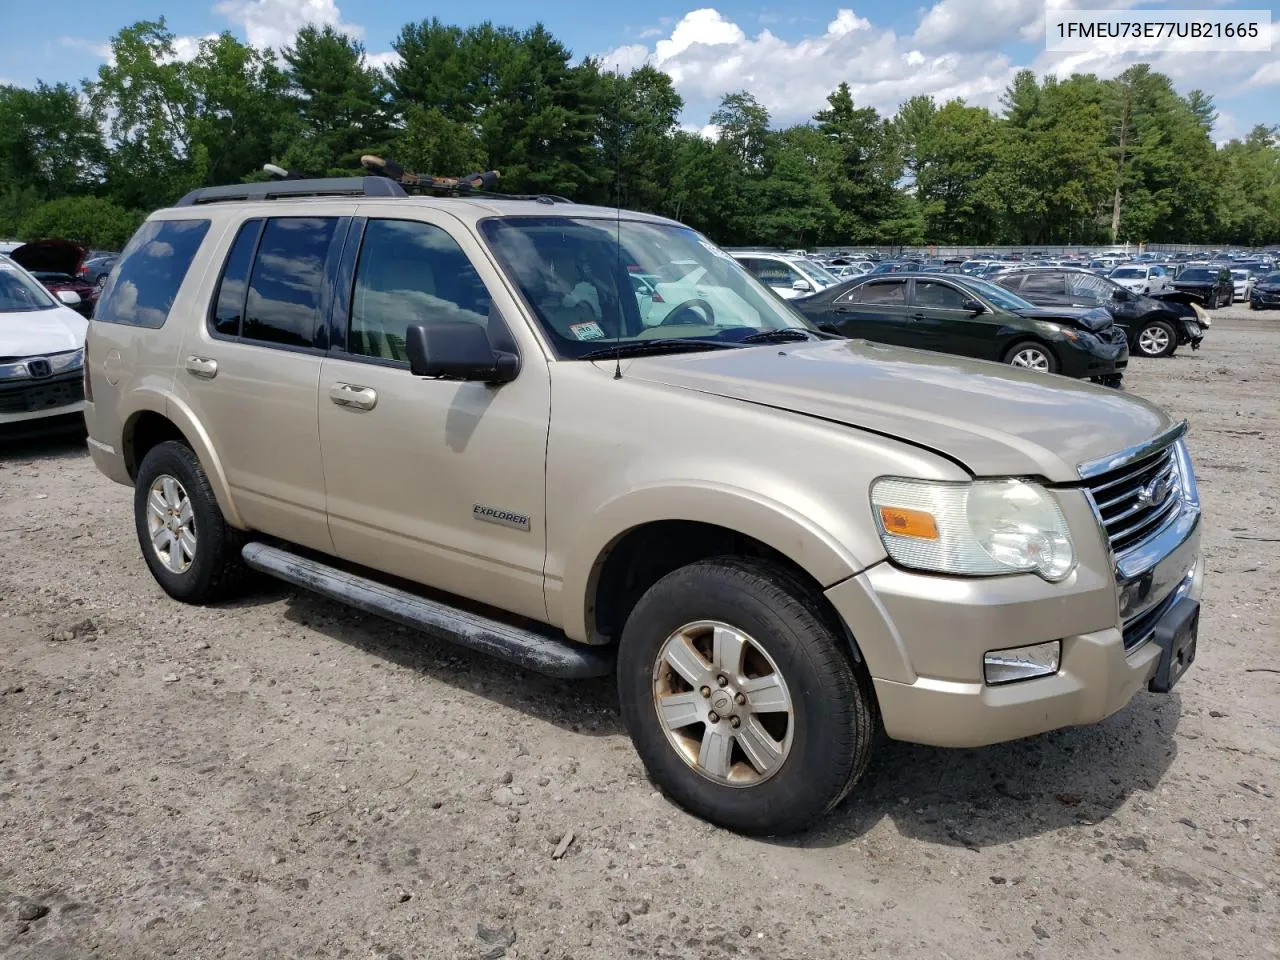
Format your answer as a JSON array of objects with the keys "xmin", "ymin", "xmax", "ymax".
[{"xmin": 2, "ymin": 305, "xmax": 1277, "ymax": 960}]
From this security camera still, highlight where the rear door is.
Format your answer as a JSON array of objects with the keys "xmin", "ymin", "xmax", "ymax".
[
  {"xmin": 175, "ymin": 211, "xmax": 350, "ymax": 553},
  {"xmin": 830, "ymin": 279, "xmax": 911, "ymax": 344}
]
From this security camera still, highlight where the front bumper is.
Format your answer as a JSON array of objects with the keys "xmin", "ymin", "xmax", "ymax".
[
  {"xmin": 1059, "ymin": 330, "xmax": 1128, "ymax": 380},
  {"xmin": 0, "ymin": 371, "xmax": 86, "ymax": 426},
  {"xmin": 825, "ymin": 490, "xmax": 1202, "ymax": 748}
]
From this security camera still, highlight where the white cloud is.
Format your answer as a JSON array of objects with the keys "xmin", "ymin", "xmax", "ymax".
[
  {"xmin": 59, "ymin": 36, "xmax": 113, "ymax": 60},
  {"xmin": 598, "ymin": 8, "xmax": 1022, "ymax": 124},
  {"xmin": 365, "ymin": 50, "xmax": 402, "ymax": 72},
  {"xmin": 600, "ymin": 43, "xmax": 651, "ymax": 74},
  {"xmin": 913, "ymin": 0, "xmax": 1041, "ymax": 50},
  {"xmin": 163, "ymin": 34, "xmax": 220, "ymax": 64},
  {"xmin": 212, "ymin": 0, "xmax": 364, "ymax": 51}
]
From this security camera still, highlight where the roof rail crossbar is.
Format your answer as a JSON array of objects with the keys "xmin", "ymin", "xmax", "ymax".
[{"xmin": 175, "ymin": 176, "xmax": 407, "ymax": 207}]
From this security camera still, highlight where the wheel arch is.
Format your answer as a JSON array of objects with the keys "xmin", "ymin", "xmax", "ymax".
[{"xmin": 121, "ymin": 393, "xmax": 245, "ymax": 529}]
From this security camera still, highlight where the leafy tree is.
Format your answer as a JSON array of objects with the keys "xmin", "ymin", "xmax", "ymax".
[
  {"xmin": 18, "ymin": 196, "xmax": 144, "ymax": 248},
  {"xmin": 595, "ymin": 65, "xmax": 683, "ymax": 211},
  {"xmin": 913, "ymin": 100, "xmax": 1005, "ymax": 243},
  {"xmin": 0, "ymin": 82, "xmax": 106, "ymax": 199},
  {"xmin": 814, "ymin": 83, "xmax": 901, "ymax": 243}
]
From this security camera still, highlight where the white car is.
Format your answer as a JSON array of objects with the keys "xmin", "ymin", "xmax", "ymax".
[
  {"xmin": 731, "ymin": 252, "xmax": 842, "ymax": 299},
  {"xmin": 1108, "ymin": 263, "xmax": 1172, "ymax": 296},
  {"xmin": 0, "ymin": 255, "xmax": 88, "ymax": 432},
  {"xmin": 1230, "ymin": 269, "xmax": 1254, "ymax": 301}
]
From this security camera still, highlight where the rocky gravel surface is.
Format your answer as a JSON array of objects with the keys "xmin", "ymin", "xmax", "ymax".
[{"xmin": 2, "ymin": 307, "xmax": 1278, "ymax": 960}]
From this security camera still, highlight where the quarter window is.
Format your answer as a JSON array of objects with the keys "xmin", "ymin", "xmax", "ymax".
[
  {"xmin": 95, "ymin": 219, "xmax": 211, "ymax": 328},
  {"xmin": 243, "ymin": 217, "xmax": 338, "ymax": 347},
  {"xmin": 348, "ymin": 219, "xmax": 492, "ymax": 362},
  {"xmin": 846, "ymin": 281, "xmax": 906, "ymax": 305}
]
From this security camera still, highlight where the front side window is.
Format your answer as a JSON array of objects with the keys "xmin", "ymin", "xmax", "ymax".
[
  {"xmin": 846, "ymin": 280, "xmax": 906, "ymax": 305},
  {"xmin": 0, "ymin": 259, "xmax": 57, "ymax": 312},
  {"xmin": 1021, "ymin": 272, "xmax": 1065, "ymax": 295},
  {"xmin": 480, "ymin": 218, "xmax": 809, "ymax": 359},
  {"xmin": 349, "ymin": 219, "xmax": 492, "ymax": 362},
  {"xmin": 243, "ymin": 217, "xmax": 338, "ymax": 347},
  {"xmin": 913, "ymin": 280, "xmax": 966, "ymax": 309},
  {"xmin": 95, "ymin": 219, "xmax": 211, "ymax": 328}
]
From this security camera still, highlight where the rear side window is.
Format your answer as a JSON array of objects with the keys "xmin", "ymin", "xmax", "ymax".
[
  {"xmin": 845, "ymin": 280, "xmax": 905, "ymax": 304},
  {"xmin": 95, "ymin": 219, "xmax": 211, "ymax": 327},
  {"xmin": 243, "ymin": 217, "xmax": 338, "ymax": 347},
  {"xmin": 211, "ymin": 219, "xmax": 263, "ymax": 338},
  {"xmin": 1021, "ymin": 272, "xmax": 1065, "ymax": 295}
]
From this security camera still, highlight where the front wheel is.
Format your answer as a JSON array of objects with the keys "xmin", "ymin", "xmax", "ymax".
[
  {"xmin": 617, "ymin": 558, "xmax": 877, "ymax": 834},
  {"xmin": 134, "ymin": 441, "xmax": 247, "ymax": 603},
  {"xmin": 1135, "ymin": 320, "xmax": 1177, "ymax": 358},
  {"xmin": 1004, "ymin": 340, "xmax": 1058, "ymax": 374}
]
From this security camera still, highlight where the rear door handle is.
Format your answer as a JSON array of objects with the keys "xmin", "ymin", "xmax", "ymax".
[
  {"xmin": 184, "ymin": 356, "xmax": 218, "ymax": 379},
  {"xmin": 910, "ymin": 313, "xmax": 927, "ymax": 321},
  {"xmin": 329, "ymin": 382, "xmax": 378, "ymax": 411}
]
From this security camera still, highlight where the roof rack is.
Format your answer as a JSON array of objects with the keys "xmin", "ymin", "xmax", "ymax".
[{"xmin": 176, "ymin": 176, "xmax": 406, "ymax": 207}]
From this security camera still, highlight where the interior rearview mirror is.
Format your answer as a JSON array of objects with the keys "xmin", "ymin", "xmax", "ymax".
[
  {"xmin": 792, "ymin": 279, "xmax": 812, "ymax": 293},
  {"xmin": 56, "ymin": 290, "xmax": 82, "ymax": 306},
  {"xmin": 406, "ymin": 322, "xmax": 519, "ymax": 384}
]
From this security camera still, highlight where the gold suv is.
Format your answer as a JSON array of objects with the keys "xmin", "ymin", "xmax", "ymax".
[{"xmin": 84, "ymin": 176, "xmax": 1205, "ymax": 834}]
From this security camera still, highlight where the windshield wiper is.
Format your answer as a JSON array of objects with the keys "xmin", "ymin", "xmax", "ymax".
[
  {"xmin": 739, "ymin": 328, "xmax": 819, "ymax": 344},
  {"xmin": 577, "ymin": 338, "xmax": 740, "ymax": 361}
]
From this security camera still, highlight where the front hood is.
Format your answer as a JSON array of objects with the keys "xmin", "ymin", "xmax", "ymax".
[
  {"xmin": 626, "ymin": 340, "xmax": 1172, "ymax": 482},
  {"xmin": 0, "ymin": 307, "xmax": 88, "ymax": 358},
  {"xmin": 9, "ymin": 239, "xmax": 87, "ymax": 277},
  {"xmin": 1173, "ymin": 279, "xmax": 1213, "ymax": 289},
  {"xmin": 1013, "ymin": 305, "xmax": 1113, "ymax": 330}
]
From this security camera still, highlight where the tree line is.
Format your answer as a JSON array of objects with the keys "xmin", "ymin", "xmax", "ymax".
[{"xmin": 1, "ymin": 17, "xmax": 1277, "ymax": 252}]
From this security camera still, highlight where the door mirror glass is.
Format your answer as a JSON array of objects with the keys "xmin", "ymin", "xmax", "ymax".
[
  {"xmin": 56, "ymin": 289, "xmax": 82, "ymax": 306},
  {"xmin": 961, "ymin": 298, "xmax": 984, "ymax": 313},
  {"xmin": 406, "ymin": 322, "xmax": 519, "ymax": 383},
  {"xmin": 792, "ymin": 278, "xmax": 812, "ymax": 293}
]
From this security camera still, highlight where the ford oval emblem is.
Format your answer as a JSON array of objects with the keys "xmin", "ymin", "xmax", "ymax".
[{"xmin": 1136, "ymin": 473, "xmax": 1173, "ymax": 509}]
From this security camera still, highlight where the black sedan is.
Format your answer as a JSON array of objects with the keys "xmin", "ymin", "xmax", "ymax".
[
  {"xmin": 1171, "ymin": 267, "xmax": 1234, "ymax": 308},
  {"xmin": 1250, "ymin": 271, "xmax": 1280, "ymax": 310},
  {"xmin": 991, "ymin": 266, "xmax": 1206, "ymax": 358},
  {"xmin": 793, "ymin": 273, "xmax": 1128, "ymax": 386}
]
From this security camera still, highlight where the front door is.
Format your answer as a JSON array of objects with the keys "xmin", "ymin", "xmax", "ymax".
[
  {"xmin": 317, "ymin": 213, "xmax": 550, "ymax": 621},
  {"xmin": 908, "ymin": 278, "xmax": 995, "ymax": 359}
]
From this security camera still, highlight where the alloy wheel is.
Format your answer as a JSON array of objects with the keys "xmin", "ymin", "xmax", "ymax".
[
  {"xmin": 1138, "ymin": 326, "xmax": 1171, "ymax": 356},
  {"xmin": 652, "ymin": 620, "xmax": 794, "ymax": 787},
  {"xmin": 145, "ymin": 474, "xmax": 197, "ymax": 574},
  {"xmin": 1010, "ymin": 347, "xmax": 1051, "ymax": 371}
]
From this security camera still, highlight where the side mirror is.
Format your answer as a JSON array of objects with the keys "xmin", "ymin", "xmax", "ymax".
[
  {"xmin": 56, "ymin": 290, "xmax": 82, "ymax": 306},
  {"xmin": 961, "ymin": 298, "xmax": 984, "ymax": 314},
  {"xmin": 405, "ymin": 322, "xmax": 519, "ymax": 384},
  {"xmin": 792, "ymin": 279, "xmax": 812, "ymax": 293}
]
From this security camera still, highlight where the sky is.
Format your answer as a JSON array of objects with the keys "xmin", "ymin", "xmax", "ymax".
[{"xmin": 1, "ymin": 0, "xmax": 1277, "ymax": 142}]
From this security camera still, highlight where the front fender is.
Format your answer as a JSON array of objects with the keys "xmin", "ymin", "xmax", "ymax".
[{"xmin": 555, "ymin": 481, "xmax": 885, "ymax": 643}]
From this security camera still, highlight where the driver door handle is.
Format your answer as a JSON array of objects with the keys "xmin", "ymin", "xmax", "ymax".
[
  {"xmin": 910, "ymin": 313, "xmax": 927, "ymax": 321},
  {"xmin": 184, "ymin": 356, "xmax": 218, "ymax": 379},
  {"xmin": 329, "ymin": 382, "xmax": 378, "ymax": 411}
]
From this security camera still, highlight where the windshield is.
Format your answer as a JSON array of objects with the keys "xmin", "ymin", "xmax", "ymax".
[
  {"xmin": 1179, "ymin": 269, "xmax": 1213, "ymax": 281},
  {"xmin": 793, "ymin": 259, "xmax": 839, "ymax": 286},
  {"xmin": 1111, "ymin": 267, "xmax": 1145, "ymax": 279},
  {"xmin": 0, "ymin": 260, "xmax": 57, "ymax": 312},
  {"xmin": 1231, "ymin": 270, "xmax": 1249, "ymax": 280},
  {"xmin": 955, "ymin": 276, "xmax": 1035, "ymax": 311},
  {"xmin": 480, "ymin": 217, "xmax": 813, "ymax": 359}
]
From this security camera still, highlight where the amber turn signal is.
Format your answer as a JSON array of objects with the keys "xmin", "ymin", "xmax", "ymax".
[{"xmin": 877, "ymin": 505, "xmax": 939, "ymax": 540}]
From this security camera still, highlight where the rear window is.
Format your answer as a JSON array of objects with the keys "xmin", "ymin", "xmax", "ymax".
[{"xmin": 95, "ymin": 219, "xmax": 211, "ymax": 327}]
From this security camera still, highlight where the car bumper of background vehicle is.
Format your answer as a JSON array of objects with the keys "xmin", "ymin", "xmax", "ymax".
[
  {"xmin": 0, "ymin": 371, "xmax": 86, "ymax": 426},
  {"xmin": 1060, "ymin": 334, "xmax": 1127, "ymax": 379}
]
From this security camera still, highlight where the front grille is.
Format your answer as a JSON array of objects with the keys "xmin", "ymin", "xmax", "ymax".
[
  {"xmin": 0, "ymin": 374, "xmax": 85, "ymax": 415},
  {"xmin": 1084, "ymin": 444, "xmax": 1181, "ymax": 554}
]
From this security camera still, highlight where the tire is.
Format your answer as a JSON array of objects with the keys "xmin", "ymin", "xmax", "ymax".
[
  {"xmin": 1003, "ymin": 340, "xmax": 1058, "ymax": 374},
  {"xmin": 617, "ymin": 557, "xmax": 877, "ymax": 835},
  {"xmin": 1135, "ymin": 319, "xmax": 1177, "ymax": 358},
  {"xmin": 134, "ymin": 440, "xmax": 247, "ymax": 603}
]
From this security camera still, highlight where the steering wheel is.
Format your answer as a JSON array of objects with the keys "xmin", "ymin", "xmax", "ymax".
[{"xmin": 659, "ymin": 298, "xmax": 715, "ymax": 326}]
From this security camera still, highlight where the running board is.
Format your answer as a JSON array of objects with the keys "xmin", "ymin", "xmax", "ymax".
[{"xmin": 241, "ymin": 542, "xmax": 613, "ymax": 679}]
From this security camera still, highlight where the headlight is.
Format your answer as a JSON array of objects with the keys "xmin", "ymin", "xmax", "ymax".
[
  {"xmin": 871, "ymin": 478, "xmax": 1076, "ymax": 581},
  {"xmin": 49, "ymin": 348, "xmax": 84, "ymax": 373},
  {"xmin": 0, "ymin": 360, "xmax": 30, "ymax": 380}
]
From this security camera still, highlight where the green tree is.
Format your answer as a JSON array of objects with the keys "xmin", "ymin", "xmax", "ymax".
[
  {"xmin": 0, "ymin": 82, "xmax": 106, "ymax": 199},
  {"xmin": 281, "ymin": 24, "xmax": 392, "ymax": 175},
  {"xmin": 751, "ymin": 125, "xmax": 839, "ymax": 247},
  {"xmin": 894, "ymin": 94, "xmax": 937, "ymax": 198},
  {"xmin": 18, "ymin": 196, "xmax": 144, "ymax": 248},
  {"xmin": 814, "ymin": 83, "xmax": 901, "ymax": 243},
  {"xmin": 595, "ymin": 65, "xmax": 683, "ymax": 211},
  {"xmin": 913, "ymin": 100, "xmax": 1005, "ymax": 244}
]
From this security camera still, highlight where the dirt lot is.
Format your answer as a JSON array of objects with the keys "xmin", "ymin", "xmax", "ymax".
[{"xmin": 2, "ymin": 306, "xmax": 1277, "ymax": 960}]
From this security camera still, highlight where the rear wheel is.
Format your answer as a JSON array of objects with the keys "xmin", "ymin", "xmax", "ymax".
[
  {"xmin": 617, "ymin": 558, "xmax": 877, "ymax": 835},
  {"xmin": 1135, "ymin": 320, "xmax": 1176, "ymax": 358},
  {"xmin": 134, "ymin": 441, "xmax": 247, "ymax": 603},
  {"xmin": 1004, "ymin": 341, "xmax": 1058, "ymax": 374}
]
